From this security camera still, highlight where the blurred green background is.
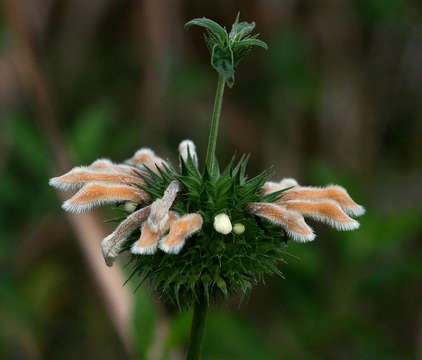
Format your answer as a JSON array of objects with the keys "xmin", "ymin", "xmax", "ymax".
[{"xmin": 1, "ymin": 1, "xmax": 421, "ymax": 359}]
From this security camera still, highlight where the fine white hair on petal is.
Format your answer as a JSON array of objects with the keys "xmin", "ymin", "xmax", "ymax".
[
  {"xmin": 281, "ymin": 184, "xmax": 365, "ymax": 218},
  {"xmin": 131, "ymin": 241, "xmax": 158, "ymax": 255},
  {"xmin": 131, "ymin": 222, "xmax": 160, "ymax": 255},
  {"xmin": 262, "ymin": 179, "xmax": 298, "ymax": 196},
  {"xmin": 90, "ymin": 158, "xmax": 137, "ymax": 175},
  {"xmin": 262, "ymin": 181, "xmax": 283, "ymax": 195},
  {"xmin": 279, "ymin": 178, "xmax": 298, "ymax": 189},
  {"xmin": 347, "ymin": 205, "xmax": 366, "ymax": 217},
  {"xmin": 283, "ymin": 199, "xmax": 360, "ymax": 231},
  {"xmin": 264, "ymin": 179, "xmax": 365, "ymax": 219},
  {"xmin": 49, "ymin": 166, "xmax": 144, "ymax": 191},
  {"xmin": 126, "ymin": 148, "xmax": 168, "ymax": 173},
  {"xmin": 148, "ymin": 181, "xmax": 181, "ymax": 233},
  {"xmin": 62, "ymin": 182, "xmax": 147, "ymax": 213},
  {"xmin": 48, "ymin": 166, "xmax": 93, "ymax": 191},
  {"xmin": 128, "ymin": 148, "xmax": 155, "ymax": 165},
  {"xmin": 247, "ymin": 202, "xmax": 315, "ymax": 243},
  {"xmin": 159, "ymin": 213, "xmax": 203, "ymax": 254},
  {"xmin": 325, "ymin": 184, "xmax": 365, "ymax": 217},
  {"xmin": 49, "ymin": 177, "xmax": 78, "ymax": 191},
  {"xmin": 101, "ymin": 206, "xmax": 151, "ymax": 266},
  {"xmin": 159, "ymin": 238, "xmax": 185, "ymax": 255},
  {"xmin": 131, "ymin": 211, "xmax": 179, "ymax": 255},
  {"xmin": 62, "ymin": 199, "xmax": 106, "ymax": 213},
  {"xmin": 148, "ymin": 207, "xmax": 169, "ymax": 234},
  {"xmin": 178, "ymin": 139, "xmax": 198, "ymax": 168},
  {"xmin": 101, "ymin": 233, "xmax": 119, "ymax": 265},
  {"xmin": 91, "ymin": 158, "xmax": 112, "ymax": 165}
]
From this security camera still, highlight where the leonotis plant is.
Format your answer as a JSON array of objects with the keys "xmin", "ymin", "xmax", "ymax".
[{"xmin": 49, "ymin": 14, "xmax": 364, "ymax": 360}]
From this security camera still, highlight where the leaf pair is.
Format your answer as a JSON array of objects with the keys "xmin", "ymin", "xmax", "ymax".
[{"xmin": 185, "ymin": 14, "xmax": 267, "ymax": 87}]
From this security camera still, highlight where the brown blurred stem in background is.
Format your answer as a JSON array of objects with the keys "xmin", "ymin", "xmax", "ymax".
[{"xmin": 3, "ymin": 0, "xmax": 134, "ymax": 354}]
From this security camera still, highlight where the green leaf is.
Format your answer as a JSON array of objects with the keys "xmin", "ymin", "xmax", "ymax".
[
  {"xmin": 237, "ymin": 38, "xmax": 268, "ymax": 50},
  {"xmin": 230, "ymin": 21, "xmax": 256, "ymax": 41},
  {"xmin": 185, "ymin": 17, "xmax": 227, "ymax": 44},
  {"xmin": 186, "ymin": 15, "xmax": 268, "ymax": 87},
  {"xmin": 211, "ymin": 44, "xmax": 235, "ymax": 87}
]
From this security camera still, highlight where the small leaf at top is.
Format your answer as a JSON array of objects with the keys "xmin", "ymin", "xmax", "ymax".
[
  {"xmin": 230, "ymin": 21, "xmax": 256, "ymax": 41},
  {"xmin": 185, "ymin": 17, "xmax": 227, "ymax": 45},
  {"xmin": 237, "ymin": 38, "xmax": 268, "ymax": 50}
]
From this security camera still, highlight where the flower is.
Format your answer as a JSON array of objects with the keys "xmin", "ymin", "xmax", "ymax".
[
  {"xmin": 247, "ymin": 177, "xmax": 364, "ymax": 242},
  {"xmin": 49, "ymin": 140, "xmax": 204, "ymax": 266},
  {"xmin": 49, "ymin": 139, "xmax": 364, "ymax": 305},
  {"xmin": 50, "ymin": 149, "xmax": 362, "ymax": 248}
]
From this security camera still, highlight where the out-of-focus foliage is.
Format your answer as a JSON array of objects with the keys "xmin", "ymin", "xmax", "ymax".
[{"xmin": 0, "ymin": 0, "xmax": 421, "ymax": 359}]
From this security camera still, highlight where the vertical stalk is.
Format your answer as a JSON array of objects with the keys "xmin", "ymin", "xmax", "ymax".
[
  {"xmin": 186, "ymin": 297, "xmax": 208, "ymax": 360},
  {"xmin": 205, "ymin": 74, "xmax": 226, "ymax": 173}
]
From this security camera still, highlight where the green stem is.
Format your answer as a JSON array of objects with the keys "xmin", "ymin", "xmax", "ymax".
[
  {"xmin": 186, "ymin": 297, "xmax": 208, "ymax": 360},
  {"xmin": 205, "ymin": 74, "xmax": 226, "ymax": 173}
]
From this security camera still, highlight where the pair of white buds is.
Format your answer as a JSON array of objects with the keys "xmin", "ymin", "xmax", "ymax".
[{"xmin": 213, "ymin": 213, "xmax": 245, "ymax": 235}]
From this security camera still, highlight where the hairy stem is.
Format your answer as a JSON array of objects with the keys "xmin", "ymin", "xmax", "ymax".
[
  {"xmin": 186, "ymin": 297, "xmax": 208, "ymax": 360},
  {"xmin": 205, "ymin": 74, "xmax": 226, "ymax": 173}
]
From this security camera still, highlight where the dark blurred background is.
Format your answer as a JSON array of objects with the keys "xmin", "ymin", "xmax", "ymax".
[{"xmin": 1, "ymin": 1, "xmax": 422, "ymax": 359}]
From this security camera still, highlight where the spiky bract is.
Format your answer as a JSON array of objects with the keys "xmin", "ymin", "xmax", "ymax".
[{"xmin": 121, "ymin": 155, "xmax": 288, "ymax": 309}]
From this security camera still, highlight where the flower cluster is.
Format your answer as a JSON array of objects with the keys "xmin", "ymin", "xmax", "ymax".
[
  {"xmin": 49, "ymin": 14, "xmax": 365, "ymax": 308},
  {"xmin": 49, "ymin": 140, "xmax": 364, "ymax": 306}
]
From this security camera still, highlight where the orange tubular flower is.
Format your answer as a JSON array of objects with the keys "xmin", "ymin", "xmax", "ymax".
[
  {"xmin": 250, "ymin": 178, "xmax": 365, "ymax": 242},
  {"xmin": 49, "ymin": 141, "xmax": 204, "ymax": 266}
]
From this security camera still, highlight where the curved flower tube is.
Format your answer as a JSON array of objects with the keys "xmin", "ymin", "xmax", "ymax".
[
  {"xmin": 49, "ymin": 141, "xmax": 205, "ymax": 266},
  {"xmin": 50, "ymin": 139, "xmax": 364, "ymax": 266}
]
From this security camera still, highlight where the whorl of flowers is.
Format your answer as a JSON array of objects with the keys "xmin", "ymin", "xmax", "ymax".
[
  {"xmin": 49, "ymin": 140, "xmax": 364, "ymax": 306},
  {"xmin": 49, "ymin": 15, "xmax": 364, "ymax": 309}
]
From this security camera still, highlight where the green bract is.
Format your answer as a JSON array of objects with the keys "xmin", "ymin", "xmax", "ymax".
[
  {"xmin": 120, "ymin": 155, "xmax": 289, "ymax": 309},
  {"xmin": 185, "ymin": 14, "xmax": 268, "ymax": 87}
]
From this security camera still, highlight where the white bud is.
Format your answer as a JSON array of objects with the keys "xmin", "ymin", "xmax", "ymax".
[
  {"xmin": 124, "ymin": 201, "xmax": 137, "ymax": 213},
  {"xmin": 178, "ymin": 139, "xmax": 198, "ymax": 168},
  {"xmin": 233, "ymin": 223, "xmax": 245, "ymax": 235},
  {"xmin": 213, "ymin": 213, "xmax": 232, "ymax": 235}
]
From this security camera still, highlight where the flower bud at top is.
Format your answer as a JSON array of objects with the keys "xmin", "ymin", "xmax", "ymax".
[
  {"xmin": 213, "ymin": 213, "xmax": 232, "ymax": 235},
  {"xmin": 233, "ymin": 223, "xmax": 245, "ymax": 235}
]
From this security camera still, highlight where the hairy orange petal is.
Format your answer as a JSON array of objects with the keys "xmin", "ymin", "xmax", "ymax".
[
  {"xmin": 90, "ymin": 159, "xmax": 137, "ymax": 175},
  {"xmin": 263, "ymin": 181, "xmax": 364, "ymax": 217},
  {"xmin": 282, "ymin": 186, "xmax": 365, "ymax": 217},
  {"xmin": 283, "ymin": 200, "xmax": 359, "ymax": 230},
  {"xmin": 263, "ymin": 180, "xmax": 297, "ymax": 195},
  {"xmin": 49, "ymin": 167, "xmax": 146, "ymax": 191},
  {"xmin": 159, "ymin": 213, "xmax": 203, "ymax": 254},
  {"xmin": 62, "ymin": 182, "xmax": 149, "ymax": 213},
  {"xmin": 131, "ymin": 211, "xmax": 179, "ymax": 255},
  {"xmin": 126, "ymin": 148, "xmax": 168, "ymax": 173},
  {"xmin": 101, "ymin": 206, "xmax": 151, "ymax": 266},
  {"xmin": 247, "ymin": 202, "xmax": 315, "ymax": 242}
]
